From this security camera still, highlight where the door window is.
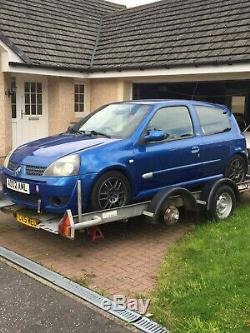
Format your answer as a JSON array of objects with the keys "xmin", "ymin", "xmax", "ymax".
[
  {"xmin": 25, "ymin": 82, "xmax": 43, "ymax": 115},
  {"xmin": 196, "ymin": 105, "xmax": 231, "ymax": 135},
  {"xmin": 146, "ymin": 106, "xmax": 194, "ymax": 140}
]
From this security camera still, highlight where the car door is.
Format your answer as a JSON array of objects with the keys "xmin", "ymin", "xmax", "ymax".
[
  {"xmin": 194, "ymin": 104, "xmax": 232, "ymax": 177},
  {"xmin": 134, "ymin": 105, "xmax": 202, "ymax": 196}
]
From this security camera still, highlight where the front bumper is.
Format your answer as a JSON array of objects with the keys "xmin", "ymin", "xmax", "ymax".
[{"xmin": 0, "ymin": 169, "xmax": 97, "ymax": 214}]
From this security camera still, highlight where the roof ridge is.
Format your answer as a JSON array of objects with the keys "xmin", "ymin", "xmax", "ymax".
[
  {"xmin": 90, "ymin": 18, "xmax": 104, "ymax": 68},
  {"xmin": 0, "ymin": 31, "xmax": 32, "ymax": 64}
]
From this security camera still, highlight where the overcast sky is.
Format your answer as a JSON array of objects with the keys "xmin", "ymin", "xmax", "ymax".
[{"xmin": 106, "ymin": 0, "xmax": 159, "ymax": 7}]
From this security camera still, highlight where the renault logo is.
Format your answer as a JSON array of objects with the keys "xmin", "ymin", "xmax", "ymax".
[{"xmin": 14, "ymin": 166, "xmax": 21, "ymax": 176}]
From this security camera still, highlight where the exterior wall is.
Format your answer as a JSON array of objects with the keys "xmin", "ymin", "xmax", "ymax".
[
  {"xmin": 48, "ymin": 77, "xmax": 74, "ymax": 135},
  {"xmin": 48, "ymin": 77, "xmax": 91, "ymax": 135},
  {"xmin": 90, "ymin": 79, "xmax": 132, "ymax": 111},
  {"xmin": 0, "ymin": 55, "xmax": 11, "ymax": 162},
  {"xmin": 47, "ymin": 77, "xmax": 132, "ymax": 137}
]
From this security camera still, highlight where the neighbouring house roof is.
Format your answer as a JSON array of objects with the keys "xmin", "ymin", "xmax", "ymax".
[{"xmin": 1, "ymin": 0, "xmax": 250, "ymax": 72}]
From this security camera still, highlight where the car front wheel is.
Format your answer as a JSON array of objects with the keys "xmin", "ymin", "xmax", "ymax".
[{"xmin": 90, "ymin": 171, "xmax": 131, "ymax": 211}]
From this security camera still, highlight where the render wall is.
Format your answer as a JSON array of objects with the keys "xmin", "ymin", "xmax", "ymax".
[
  {"xmin": 48, "ymin": 77, "xmax": 132, "ymax": 136},
  {"xmin": 90, "ymin": 79, "xmax": 132, "ymax": 111},
  {"xmin": 48, "ymin": 77, "xmax": 75, "ymax": 135},
  {"xmin": 0, "ymin": 57, "xmax": 11, "ymax": 162}
]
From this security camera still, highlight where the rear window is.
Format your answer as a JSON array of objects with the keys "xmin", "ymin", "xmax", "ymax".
[{"xmin": 196, "ymin": 105, "xmax": 231, "ymax": 135}]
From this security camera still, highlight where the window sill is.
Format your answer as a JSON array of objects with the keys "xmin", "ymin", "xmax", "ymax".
[{"xmin": 74, "ymin": 112, "xmax": 85, "ymax": 118}]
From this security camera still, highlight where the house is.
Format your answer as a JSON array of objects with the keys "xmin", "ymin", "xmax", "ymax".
[{"xmin": 1, "ymin": 0, "xmax": 250, "ymax": 162}]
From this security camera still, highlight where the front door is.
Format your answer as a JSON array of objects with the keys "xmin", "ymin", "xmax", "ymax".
[
  {"xmin": 11, "ymin": 76, "xmax": 48, "ymax": 148},
  {"xmin": 134, "ymin": 105, "xmax": 201, "ymax": 197}
]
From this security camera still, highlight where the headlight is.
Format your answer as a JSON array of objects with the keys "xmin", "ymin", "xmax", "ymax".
[
  {"xmin": 3, "ymin": 148, "xmax": 16, "ymax": 168},
  {"xmin": 43, "ymin": 155, "xmax": 80, "ymax": 177}
]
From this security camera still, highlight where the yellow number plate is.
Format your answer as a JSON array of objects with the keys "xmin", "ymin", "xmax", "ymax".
[{"xmin": 16, "ymin": 213, "xmax": 39, "ymax": 228}]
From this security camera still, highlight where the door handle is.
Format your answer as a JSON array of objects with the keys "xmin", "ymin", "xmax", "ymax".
[{"xmin": 191, "ymin": 146, "xmax": 200, "ymax": 154}]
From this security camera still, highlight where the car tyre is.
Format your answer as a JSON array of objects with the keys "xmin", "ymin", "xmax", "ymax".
[
  {"xmin": 90, "ymin": 171, "xmax": 131, "ymax": 211},
  {"xmin": 224, "ymin": 154, "xmax": 247, "ymax": 183}
]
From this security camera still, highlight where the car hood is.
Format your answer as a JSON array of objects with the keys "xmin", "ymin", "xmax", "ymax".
[
  {"xmin": 244, "ymin": 132, "xmax": 250, "ymax": 149},
  {"xmin": 10, "ymin": 134, "xmax": 120, "ymax": 166}
]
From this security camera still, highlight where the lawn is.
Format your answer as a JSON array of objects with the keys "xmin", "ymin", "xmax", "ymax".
[{"xmin": 151, "ymin": 204, "xmax": 250, "ymax": 333}]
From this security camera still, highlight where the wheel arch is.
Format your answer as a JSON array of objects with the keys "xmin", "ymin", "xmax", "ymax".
[
  {"xmin": 226, "ymin": 152, "xmax": 248, "ymax": 172},
  {"xmin": 233, "ymin": 152, "xmax": 248, "ymax": 167},
  {"xmin": 146, "ymin": 187, "xmax": 198, "ymax": 224},
  {"xmin": 236, "ymin": 151, "xmax": 248, "ymax": 167},
  {"xmin": 92, "ymin": 165, "xmax": 134, "ymax": 193},
  {"xmin": 203, "ymin": 178, "xmax": 240, "ymax": 213}
]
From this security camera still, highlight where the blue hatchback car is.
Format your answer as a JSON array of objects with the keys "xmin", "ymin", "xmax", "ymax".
[{"xmin": 1, "ymin": 100, "xmax": 248, "ymax": 214}]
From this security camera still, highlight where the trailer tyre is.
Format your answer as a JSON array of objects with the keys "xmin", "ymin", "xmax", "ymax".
[
  {"xmin": 90, "ymin": 171, "xmax": 131, "ymax": 211},
  {"xmin": 208, "ymin": 185, "xmax": 236, "ymax": 221}
]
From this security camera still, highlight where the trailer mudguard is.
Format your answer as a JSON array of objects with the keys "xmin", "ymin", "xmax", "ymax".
[
  {"xmin": 202, "ymin": 178, "xmax": 240, "ymax": 213},
  {"xmin": 146, "ymin": 187, "xmax": 198, "ymax": 224}
]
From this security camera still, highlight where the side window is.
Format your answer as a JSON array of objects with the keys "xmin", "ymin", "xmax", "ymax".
[
  {"xmin": 147, "ymin": 106, "xmax": 194, "ymax": 140},
  {"xmin": 196, "ymin": 105, "xmax": 231, "ymax": 135},
  {"xmin": 74, "ymin": 84, "xmax": 85, "ymax": 113}
]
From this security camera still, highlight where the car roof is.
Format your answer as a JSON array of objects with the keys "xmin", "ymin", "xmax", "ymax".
[{"xmin": 112, "ymin": 99, "xmax": 226, "ymax": 109}]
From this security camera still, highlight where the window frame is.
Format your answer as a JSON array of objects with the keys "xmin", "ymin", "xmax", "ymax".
[
  {"xmin": 10, "ymin": 77, "xmax": 17, "ymax": 119},
  {"xmin": 195, "ymin": 104, "xmax": 232, "ymax": 137},
  {"xmin": 141, "ymin": 104, "xmax": 195, "ymax": 145},
  {"xmin": 74, "ymin": 83, "xmax": 85, "ymax": 116},
  {"xmin": 24, "ymin": 81, "xmax": 43, "ymax": 116}
]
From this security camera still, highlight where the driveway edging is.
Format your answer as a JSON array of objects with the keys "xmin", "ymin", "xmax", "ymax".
[{"xmin": 0, "ymin": 246, "xmax": 169, "ymax": 333}]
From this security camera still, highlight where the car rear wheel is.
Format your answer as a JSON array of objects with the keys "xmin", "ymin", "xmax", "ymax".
[
  {"xmin": 225, "ymin": 155, "xmax": 247, "ymax": 183},
  {"xmin": 90, "ymin": 171, "xmax": 131, "ymax": 211}
]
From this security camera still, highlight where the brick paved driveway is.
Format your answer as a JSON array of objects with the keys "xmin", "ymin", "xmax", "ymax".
[{"xmin": 0, "ymin": 213, "xmax": 188, "ymax": 297}]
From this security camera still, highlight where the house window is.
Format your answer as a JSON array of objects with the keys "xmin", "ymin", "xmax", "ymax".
[
  {"xmin": 11, "ymin": 78, "xmax": 16, "ymax": 119},
  {"xmin": 74, "ymin": 84, "xmax": 85, "ymax": 113},
  {"xmin": 25, "ymin": 82, "xmax": 43, "ymax": 115},
  {"xmin": 231, "ymin": 96, "xmax": 246, "ymax": 114}
]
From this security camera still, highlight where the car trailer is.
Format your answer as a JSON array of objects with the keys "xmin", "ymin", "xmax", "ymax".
[{"xmin": 0, "ymin": 177, "xmax": 250, "ymax": 240}]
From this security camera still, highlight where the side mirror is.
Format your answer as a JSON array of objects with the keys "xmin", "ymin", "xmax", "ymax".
[{"xmin": 144, "ymin": 129, "xmax": 167, "ymax": 143}]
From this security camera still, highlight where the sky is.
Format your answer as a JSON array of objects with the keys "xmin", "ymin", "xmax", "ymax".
[{"xmin": 106, "ymin": 0, "xmax": 159, "ymax": 7}]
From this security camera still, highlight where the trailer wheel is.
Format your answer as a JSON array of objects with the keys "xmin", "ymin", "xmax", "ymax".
[
  {"xmin": 208, "ymin": 185, "xmax": 236, "ymax": 221},
  {"xmin": 90, "ymin": 171, "xmax": 131, "ymax": 211}
]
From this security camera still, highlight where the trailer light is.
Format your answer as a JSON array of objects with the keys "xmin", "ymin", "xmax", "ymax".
[{"xmin": 58, "ymin": 210, "xmax": 75, "ymax": 239}]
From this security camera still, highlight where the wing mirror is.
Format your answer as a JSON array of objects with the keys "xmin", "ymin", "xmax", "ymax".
[{"xmin": 144, "ymin": 129, "xmax": 167, "ymax": 143}]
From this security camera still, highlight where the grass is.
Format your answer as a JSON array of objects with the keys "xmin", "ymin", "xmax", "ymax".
[
  {"xmin": 151, "ymin": 205, "xmax": 250, "ymax": 333},
  {"xmin": 72, "ymin": 276, "xmax": 89, "ymax": 287}
]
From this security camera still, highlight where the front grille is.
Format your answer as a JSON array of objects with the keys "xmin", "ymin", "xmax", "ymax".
[
  {"xmin": 8, "ymin": 160, "xmax": 18, "ymax": 172},
  {"xmin": 26, "ymin": 165, "xmax": 46, "ymax": 176}
]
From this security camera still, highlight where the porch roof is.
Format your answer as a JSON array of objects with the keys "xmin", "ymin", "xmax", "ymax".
[{"xmin": 1, "ymin": 0, "xmax": 250, "ymax": 73}]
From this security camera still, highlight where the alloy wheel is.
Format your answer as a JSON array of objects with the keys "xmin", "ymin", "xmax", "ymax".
[
  {"xmin": 227, "ymin": 159, "xmax": 246, "ymax": 183},
  {"xmin": 97, "ymin": 176, "xmax": 128, "ymax": 210}
]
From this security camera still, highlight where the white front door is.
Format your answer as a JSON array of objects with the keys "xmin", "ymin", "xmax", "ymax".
[{"xmin": 12, "ymin": 76, "xmax": 48, "ymax": 148}]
